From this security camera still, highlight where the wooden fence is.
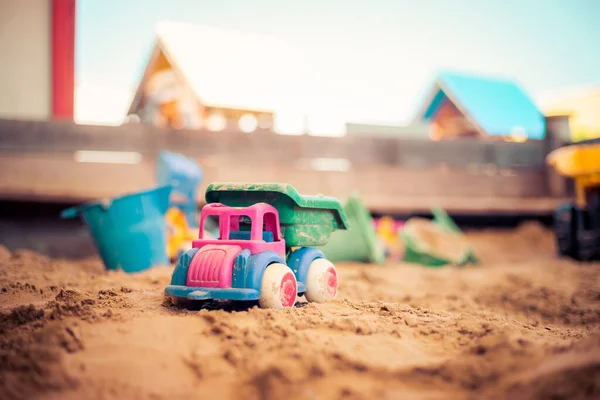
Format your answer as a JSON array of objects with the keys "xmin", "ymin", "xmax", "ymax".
[
  {"xmin": 0, "ymin": 118, "xmax": 567, "ymax": 215},
  {"xmin": 0, "ymin": 118, "xmax": 547, "ymax": 167}
]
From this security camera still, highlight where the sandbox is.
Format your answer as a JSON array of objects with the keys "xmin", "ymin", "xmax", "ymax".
[{"xmin": 0, "ymin": 222, "xmax": 598, "ymax": 400}]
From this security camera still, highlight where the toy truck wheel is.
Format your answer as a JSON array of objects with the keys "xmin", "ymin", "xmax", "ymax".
[
  {"xmin": 259, "ymin": 263, "xmax": 298, "ymax": 309},
  {"xmin": 554, "ymin": 203, "xmax": 580, "ymax": 260},
  {"xmin": 305, "ymin": 258, "xmax": 338, "ymax": 303}
]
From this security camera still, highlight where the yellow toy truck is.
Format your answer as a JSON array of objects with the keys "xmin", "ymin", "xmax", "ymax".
[{"xmin": 546, "ymin": 138, "xmax": 600, "ymax": 261}]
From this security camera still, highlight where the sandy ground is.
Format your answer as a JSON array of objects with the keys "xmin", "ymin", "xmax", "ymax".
[{"xmin": 0, "ymin": 221, "xmax": 599, "ymax": 400}]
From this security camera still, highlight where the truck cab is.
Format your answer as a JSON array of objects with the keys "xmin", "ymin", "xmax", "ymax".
[{"xmin": 195, "ymin": 202, "xmax": 286, "ymax": 258}]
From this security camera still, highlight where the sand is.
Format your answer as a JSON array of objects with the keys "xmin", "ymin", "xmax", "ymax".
[{"xmin": 0, "ymin": 221, "xmax": 599, "ymax": 400}]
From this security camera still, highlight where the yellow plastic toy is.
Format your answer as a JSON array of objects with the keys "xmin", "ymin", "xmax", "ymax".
[
  {"xmin": 546, "ymin": 139, "xmax": 600, "ymax": 261},
  {"xmin": 377, "ymin": 217, "xmax": 397, "ymax": 246},
  {"xmin": 165, "ymin": 207, "xmax": 198, "ymax": 261},
  {"xmin": 547, "ymin": 141, "xmax": 600, "ymax": 207},
  {"xmin": 376, "ymin": 216, "xmax": 404, "ymax": 260}
]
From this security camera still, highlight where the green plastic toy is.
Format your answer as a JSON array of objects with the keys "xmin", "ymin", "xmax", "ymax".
[
  {"xmin": 400, "ymin": 208, "xmax": 478, "ymax": 267},
  {"xmin": 317, "ymin": 192, "xmax": 386, "ymax": 264}
]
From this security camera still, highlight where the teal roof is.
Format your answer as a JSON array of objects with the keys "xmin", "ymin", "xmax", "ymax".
[{"xmin": 417, "ymin": 72, "xmax": 546, "ymax": 140}]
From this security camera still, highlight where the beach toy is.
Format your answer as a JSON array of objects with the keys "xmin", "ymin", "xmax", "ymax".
[
  {"xmin": 317, "ymin": 192, "xmax": 386, "ymax": 264},
  {"xmin": 165, "ymin": 182, "xmax": 349, "ymax": 309},
  {"xmin": 400, "ymin": 208, "xmax": 477, "ymax": 267},
  {"xmin": 165, "ymin": 207, "xmax": 197, "ymax": 262},
  {"xmin": 376, "ymin": 216, "xmax": 405, "ymax": 259},
  {"xmin": 60, "ymin": 185, "xmax": 173, "ymax": 273},
  {"xmin": 546, "ymin": 138, "xmax": 600, "ymax": 260},
  {"xmin": 165, "ymin": 207, "xmax": 214, "ymax": 261},
  {"xmin": 374, "ymin": 216, "xmax": 404, "ymax": 232},
  {"xmin": 156, "ymin": 150, "xmax": 203, "ymax": 226}
]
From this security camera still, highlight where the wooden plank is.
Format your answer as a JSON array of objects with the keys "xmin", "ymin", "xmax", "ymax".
[
  {"xmin": 0, "ymin": 152, "xmax": 155, "ymax": 203},
  {"xmin": 0, "ymin": 118, "xmax": 548, "ymax": 169},
  {"xmin": 0, "ymin": 152, "xmax": 563, "ymax": 215},
  {"xmin": 362, "ymin": 194, "xmax": 567, "ymax": 215},
  {"xmin": 490, "ymin": 141, "xmax": 546, "ymax": 167}
]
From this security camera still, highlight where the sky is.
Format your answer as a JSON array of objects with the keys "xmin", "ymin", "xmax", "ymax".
[{"xmin": 75, "ymin": 0, "xmax": 600, "ymax": 134}]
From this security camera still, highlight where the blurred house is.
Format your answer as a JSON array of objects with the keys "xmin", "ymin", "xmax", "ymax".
[
  {"xmin": 127, "ymin": 21, "xmax": 307, "ymax": 133},
  {"xmin": 413, "ymin": 72, "xmax": 546, "ymax": 142},
  {"xmin": 345, "ymin": 121, "xmax": 430, "ymax": 138},
  {"xmin": 0, "ymin": 0, "xmax": 75, "ymax": 121},
  {"xmin": 539, "ymin": 85, "xmax": 600, "ymax": 142}
]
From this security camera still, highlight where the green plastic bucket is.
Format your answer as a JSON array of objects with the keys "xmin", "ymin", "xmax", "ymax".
[{"xmin": 317, "ymin": 192, "xmax": 386, "ymax": 264}]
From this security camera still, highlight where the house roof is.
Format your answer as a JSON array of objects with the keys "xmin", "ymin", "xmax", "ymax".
[
  {"xmin": 128, "ymin": 21, "xmax": 311, "ymax": 114},
  {"xmin": 414, "ymin": 72, "xmax": 546, "ymax": 140}
]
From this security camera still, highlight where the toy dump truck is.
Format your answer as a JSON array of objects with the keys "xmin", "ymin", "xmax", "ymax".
[
  {"xmin": 165, "ymin": 183, "xmax": 349, "ymax": 309},
  {"xmin": 546, "ymin": 138, "xmax": 600, "ymax": 261}
]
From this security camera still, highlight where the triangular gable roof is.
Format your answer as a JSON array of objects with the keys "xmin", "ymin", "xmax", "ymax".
[
  {"xmin": 414, "ymin": 71, "xmax": 546, "ymax": 140},
  {"xmin": 128, "ymin": 21, "xmax": 310, "ymax": 115}
]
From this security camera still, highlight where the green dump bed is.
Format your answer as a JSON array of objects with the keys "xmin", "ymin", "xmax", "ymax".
[{"xmin": 205, "ymin": 183, "xmax": 349, "ymax": 247}]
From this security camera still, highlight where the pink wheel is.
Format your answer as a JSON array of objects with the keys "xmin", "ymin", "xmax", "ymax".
[
  {"xmin": 305, "ymin": 259, "xmax": 338, "ymax": 303},
  {"xmin": 258, "ymin": 263, "xmax": 298, "ymax": 309}
]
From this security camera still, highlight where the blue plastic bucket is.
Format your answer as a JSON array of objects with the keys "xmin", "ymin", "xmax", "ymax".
[
  {"xmin": 156, "ymin": 151, "xmax": 203, "ymax": 226},
  {"xmin": 61, "ymin": 185, "xmax": 173, "ymax": 273}
]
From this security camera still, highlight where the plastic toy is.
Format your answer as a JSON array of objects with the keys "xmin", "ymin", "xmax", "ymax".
[
  {"xmin": 400, "ymin": 208, "xmax": 477, "ymax": 267},
  {"xmin": 166, "ymin": 207, "xmax": 216, "ymax": 261},
  {"xmin": 156, "ymin": 150, "xmax": 203, "ymax": 226},
  {"xmin": 317, "ymin": 192, "xmax": 386, "ymax": 264},
  {"xmin": 375, "ymin": 216, "xmax": 405, "ymax": 260},
  {"xmin": 546, "ymin": 138, "xmax": 600, "ymax": 261},
  {"xmin": 165, "ymin": 207, "xmax": 197, "ymax": 261},
  {"xmin": 61, "ymin": 185, "xmax": 173, "ymax": 273},
  {"xmin": 165, "ymin": 183, "xmax": 349, "ymax": 309}
]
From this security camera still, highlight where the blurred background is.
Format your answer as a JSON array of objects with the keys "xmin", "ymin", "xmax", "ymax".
[{"xmin": 0, "ymin": 0, "xmax": 599, "ymax": 258}]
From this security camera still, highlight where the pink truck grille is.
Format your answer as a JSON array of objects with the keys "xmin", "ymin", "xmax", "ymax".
[{"xmin": 186, "ymin": 245, "xmax": 241, "ymax": 288}]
